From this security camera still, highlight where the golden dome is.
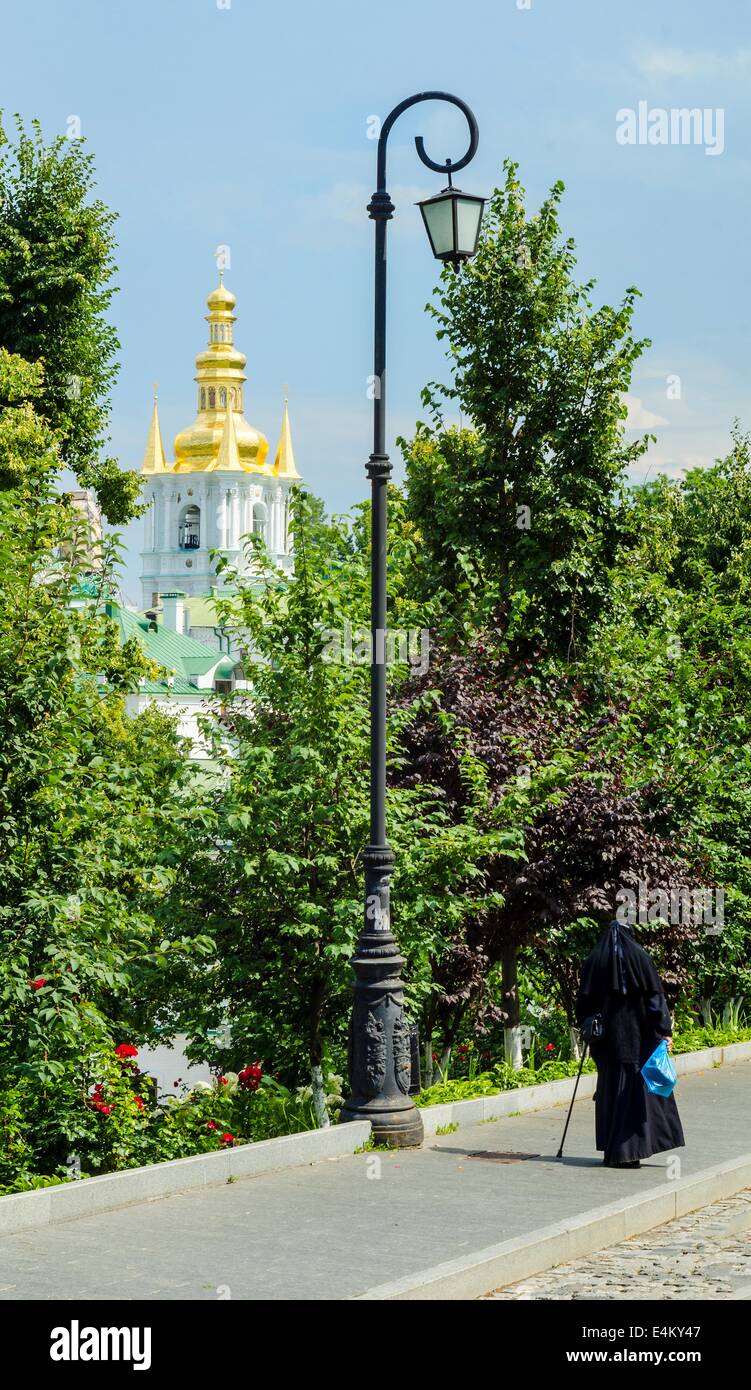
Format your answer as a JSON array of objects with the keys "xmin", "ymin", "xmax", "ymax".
[
  {"xmin": 172, "ymin": 279, "xmax": 270, "ymax": 474},
  {"xmin": 206, "ymin": 278, "xmax": 236, "ymax": 312}
]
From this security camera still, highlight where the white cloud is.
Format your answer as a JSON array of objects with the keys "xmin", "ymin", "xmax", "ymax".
[
  {"xmin": 623, "ymin": 394, "xmax": 669, "ymax": 430},
  {"xmin": 636, "ymin": 47, "xmax": 751, "ymax": 80}
]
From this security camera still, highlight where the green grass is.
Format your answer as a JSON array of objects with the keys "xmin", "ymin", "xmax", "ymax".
[
  {"xmin": 414, "ymin": 1024, "xmax": 751, "ymax": 1109},
  {"xmin": 672, "ymin": 1024, "xmax": 751, "ymax": 1054},
  {"xmin": 415, "ymin": 1057, "xmax": 595, "ymax": 1108}
]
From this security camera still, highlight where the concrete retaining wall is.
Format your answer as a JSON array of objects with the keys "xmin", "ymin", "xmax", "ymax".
[{"xmin": 0, "ymin": 1121, "xmax": 371, "ymax": 1237}]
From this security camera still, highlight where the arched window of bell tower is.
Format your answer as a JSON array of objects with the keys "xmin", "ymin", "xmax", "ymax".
[
  {"xmin": 252, "ymin": 501, "xmax": 267, "ymax": 543},
  {"xmin": 178, "ymin": 503, "xmax": 200, "ymax": 551}
]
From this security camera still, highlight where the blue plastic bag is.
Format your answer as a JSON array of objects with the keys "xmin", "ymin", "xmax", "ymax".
[{"xmin": 641, "ymin": 1039, "xmax": 678, "ymax": 1097}]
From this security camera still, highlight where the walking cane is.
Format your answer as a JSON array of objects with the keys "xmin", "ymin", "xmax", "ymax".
[{"xmin": 556, "ymin": 1041, "xmax": 589, "ymax": 1159}]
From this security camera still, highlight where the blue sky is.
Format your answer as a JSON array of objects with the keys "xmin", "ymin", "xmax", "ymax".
[{"xmin": 2, "ymin": 0, "xmax": 749, "ymax": 601}]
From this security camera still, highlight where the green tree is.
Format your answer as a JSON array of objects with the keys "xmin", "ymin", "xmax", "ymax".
[
  {"xmin": 172, "ymin": 493, "xmax": 512, "ymax": 1114},
  {"xmin": 0, "ymin": 347, "xmax": 207, "ymax": 1183},
  {"xmin": 390, "ymin": 162, "xmax": 726, "ymax": 1061},
  {"xmin": 403, "ymin": 161, "xmax": 651, "ymax": 656},
  {"xmin": 581, "ymin": 427, "xmax": 751, "ymax": 1020},
  {"xmin": 0, "ymin": 114, "xmax": 139, "ymax": 523}
]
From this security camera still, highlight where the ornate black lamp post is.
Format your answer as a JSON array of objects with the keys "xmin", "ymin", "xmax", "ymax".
[{"xmin": 339, "ymin": 92, "xmax": 484, "ymax": 1146}]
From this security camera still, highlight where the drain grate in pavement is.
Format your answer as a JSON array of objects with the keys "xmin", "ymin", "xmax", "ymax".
[{"xmin": 433, "ymin": 1147, "xmax": 541, "ymax": 1164}]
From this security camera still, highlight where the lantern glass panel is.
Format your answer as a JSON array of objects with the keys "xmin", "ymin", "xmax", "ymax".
[
  {"xmin": 455, "ymin": 196, "xmax": 483, "ymax": 255},
  {"xmin": 422, "ymin": 195, "xmax": 455, "ymax": 258}
]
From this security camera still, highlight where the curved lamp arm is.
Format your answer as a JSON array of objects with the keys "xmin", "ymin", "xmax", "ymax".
[{"xmin": 375, "ymin": 90, "xmax": 479, "ymax": 196}]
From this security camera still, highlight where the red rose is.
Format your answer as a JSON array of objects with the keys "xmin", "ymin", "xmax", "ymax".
[
  {"xmin": 133, "ymin": 1095, "xmax": 144, "ymax": 1110},
  {"xmin": 545, "ymin": 1042, "xmax": 555, "ymax": 1052},
  {"xmin": 221, "ymin": 1132, "xmax": 236, "ymax": 1146},
  {"xmin": 94, "ymin": 1103, "xmax": 114, "ymax": 1115},
  {"xmin": 30, "ymin": 977, "xmax": 48, "ymax": 991},
  {"xmin": 238, "ymin": 1062, "xmax": 263, "ymax": 1091},
  {"xmin": 115, "ymin": 1044, "xmax": 139, "ymax": 1060},
  {"xmin": 206, "ymin": 1120, "xmax": 218, "ymax": 1131},
  {"xmin": 218, "ymin": 1076, "xmax": 228, "ymax": 1086}
]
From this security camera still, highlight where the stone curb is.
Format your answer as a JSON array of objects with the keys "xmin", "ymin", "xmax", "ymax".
[
  {"xmin": 356, "ymin": 1152, "xmax": 751, "ymax": 1301},
  {"xmin": 0, "ymin": 1121, "xmax": 371, "ymax": 1237},
  {"xmin": 417, "ymin": 1040, "xmax": 751, "ymax": 1136}
]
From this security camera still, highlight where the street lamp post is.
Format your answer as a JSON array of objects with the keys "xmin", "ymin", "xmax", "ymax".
[{"xmin": 339, "ymin": 92, "xmax": 484, "ymax": 1146}]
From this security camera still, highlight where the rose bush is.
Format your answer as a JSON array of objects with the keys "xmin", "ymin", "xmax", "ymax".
[{"xmin": 0, "ymin": 1048, "xmax": 342, "ymax": 1193}]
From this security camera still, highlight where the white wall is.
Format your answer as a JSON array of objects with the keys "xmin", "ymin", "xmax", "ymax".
[{"xmin": 141, "ymin": 472, "xmax": 295, "ymax": 607}]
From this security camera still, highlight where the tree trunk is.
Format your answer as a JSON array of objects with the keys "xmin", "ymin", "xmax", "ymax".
[
  {"xmin": 502, "ymin": 940, "xmax": 523, "ymax": 1070},
  {"xmin": 504, "ymin": 1027, "xmax": 524, "ymax": 1069},
  {"xmin": 424, "ymin": 1038, "xmax": 434, "ymax": 1089},
  {"xmin": 310, "ymin": 1064, "xmax": 329, "ymax": 1129},
  {"xmin": 309, "ymin": 978, "xmax": 329, "ymax": 1128},
  {"xmin": 699, "ymin": 995, "xmax": 714, "ymax": 1028}
]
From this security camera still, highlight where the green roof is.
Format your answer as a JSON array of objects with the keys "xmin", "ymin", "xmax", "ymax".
[{"xmin": 107, "ymin": 603, "xmax": 235, "ymax": 695}]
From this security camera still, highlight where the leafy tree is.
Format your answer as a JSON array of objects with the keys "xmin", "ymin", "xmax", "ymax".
[
  {"xmin": 171, "ymin": 493, "xmax": 514, "ymax": 1112},
  {"xmin": 395, "ymin": 641, "xmax": 696, "ymax": 1063},
  {"xmin": 389, "ymin": 162, "xmax": 734, "ymax": 1059},
  {"xmin": 0, "ymin": 348, "xmax": 207, "ymax": 1182},
  {"xmin": 0, "ymin": 114, "xmax": 139, "ymax": 522},
  {"xmin": 581, "ymin": 427, "xmax": 751, "ymax": 1019},
  {"xmin": 403, "ymin": 161, "xmax": 651, "ymax": 656}
]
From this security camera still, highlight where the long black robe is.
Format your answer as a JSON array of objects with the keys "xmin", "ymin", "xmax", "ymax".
[{"xmin": 575, "ymin": 922, "xmax": 685, "ymax": 1164}]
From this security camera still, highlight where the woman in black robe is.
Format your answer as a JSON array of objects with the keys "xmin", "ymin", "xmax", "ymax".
[{"xmin": 575, "ymin": 921, "xmax": 685, "ymax": 1168}]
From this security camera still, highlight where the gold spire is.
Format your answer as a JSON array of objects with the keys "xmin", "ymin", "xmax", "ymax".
[
  {"xmin": 141, "ymin": 393, "xmax": 169, "ymax": 474},
  {"xmin": 273, "ymin": 396, "xmax": 300, "ymax": 479},
  {"xmin": 207, "ymin": 393, "xmax": 244, "ymax": 473},
  {"xmin": 173, "ymin": 281, "xmax": 270, "ymax": 474}
]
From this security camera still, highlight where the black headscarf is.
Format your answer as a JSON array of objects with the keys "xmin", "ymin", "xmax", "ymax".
[
  {"xmin": 576, "ymin": 919, "xmax": 673, "ymax": 1068},
  {"xmin": 578, "ymin": 920, "xmax": 657, "ymax": 1002}
]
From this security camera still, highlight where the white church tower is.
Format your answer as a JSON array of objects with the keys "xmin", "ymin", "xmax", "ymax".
[{"xmin": 140, "ymin": 276, "xmax": 300, "ymax": 609}]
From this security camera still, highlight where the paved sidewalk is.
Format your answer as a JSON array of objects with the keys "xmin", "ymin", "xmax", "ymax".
[
  {"xmin": 1, "ymin": 1061, "xmax": 749, "ymax": 1301},
  {"xmin": 487, "ymin": 1188, "xmax": 751, "ymax": 1300}
]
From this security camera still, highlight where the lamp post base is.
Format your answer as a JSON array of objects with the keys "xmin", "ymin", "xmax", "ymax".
[
  {"xmin": 341, "ymin": 843, "xmax": 424, "ymax": 1149},
  {"xmin": 340, "ymin": 1095, "xmax": 424, "ymax": 1149}
]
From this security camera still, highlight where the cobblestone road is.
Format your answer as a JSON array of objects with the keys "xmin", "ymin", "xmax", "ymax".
[{"xmin": 487, "ymin": 1190, "xmax": 751, "ymax": 1300}]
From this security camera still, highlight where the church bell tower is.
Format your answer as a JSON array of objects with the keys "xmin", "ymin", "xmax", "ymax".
[{"xmin": 139, "ymin": 276, "xmax": 300, "ymax": 608}]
